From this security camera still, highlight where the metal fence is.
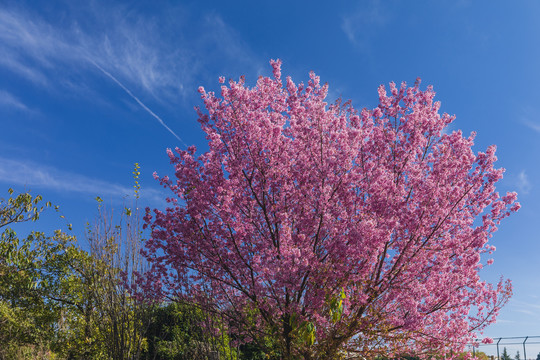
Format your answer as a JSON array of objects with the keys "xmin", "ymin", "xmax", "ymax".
[{"xmin": 468, "ymin": 336, "xmax": 540, "ymax": 360}]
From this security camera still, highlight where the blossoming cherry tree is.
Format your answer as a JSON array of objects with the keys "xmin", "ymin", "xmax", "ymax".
[{"xmin": 143, "ymin": 60, "xmax": 518, "ymax": 359}]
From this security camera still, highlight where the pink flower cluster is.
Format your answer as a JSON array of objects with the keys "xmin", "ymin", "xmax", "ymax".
[{"xmin": 142, "ymin": 60, "xmax": 518, "ymax": 358}]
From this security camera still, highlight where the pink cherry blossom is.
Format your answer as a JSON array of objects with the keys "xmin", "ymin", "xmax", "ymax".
[
  {"xmin": 142, "ymin": 60, "xmax": 518, "ymax": 359},
  {"xmin": 482, "ymin": 337, "xmax": 494, "ymax": 344}
]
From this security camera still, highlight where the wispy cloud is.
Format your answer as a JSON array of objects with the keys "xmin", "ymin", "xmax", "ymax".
[
  {"xmin": 0, "ymin": 89, "xmax": 32, "ymax": 112},
  {"xmin": 515, "ymin": 170, "xmax": 531, "ymax": 195},
  {"xmin": 0, "ymin": 4, "xmax": 261, "ymax": 98},
  {"xmin": 0, "ymin": 51, "xmax": 49, "ymax": 86},
  {"xmin": 514, "ymin": 308, "xmax": 536, "ymax": 316},
  {"xmin": 199, "ymin": 13, "xmax": 260, "ymax": 74},
  {"xmin": 90, "ymin": 60, "xmax": 187, "ymax": 147},
  {"xmin": 509, "ymin": 300, "xmax": 540, "ymax": 311},
  {"xmin": 0, "ymin": 4, "xmax": 262, "ymax": 139},
  {"xmin": 0, "ymin": 6, "xmax": 187, "ymax": 143},
  {"xmin": 503, "ymin": 299, "xmax": 540, "ymax": 323},
  {"xmin": 0, "ymin": 6, "xmax": 184, "ymax": 99},
  {"xmin": 341, "ymin": 0, "xmax": 390, "ymax": 49},
  {"xmin": 0, "ymin": 157, "xmax": 166, "ymax": 207},
  {"xmin": 522, "ymin": 119, "xmax": 540, "ymax": 133}
]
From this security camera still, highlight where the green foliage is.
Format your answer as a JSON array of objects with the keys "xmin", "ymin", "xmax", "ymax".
[
  {"xmin": 143, "ymin": 302, "xmax": 238, "ymax": 360},
  {"xmin": 0, "ymin": 189, "xmax": 93, "ymax": 359},
  {"xmin": 452, "ymin": 351, "xmax": 491, "ymax": 360},
  {"xmin": 85, "ymin": 182, "xmax": 156, "ymax": 360},
  {"xmin": 0, "ymin": 188, "xmax": 51, "ymax": 227},
  {"xmin": 0, "ymin": 188, "xmax": 145, "ymax": 359},
  {"xmin": 501, "ymin": 348, "xmax": 512, "ymax": 360},
  {"xmin": 288, "ymin": 314, "xmax": 316, "ymax": 347},
  {"xmin": 133, "ymin": 162, "xmax": 141, "ymax": 199},
  {"xmin": 1, "ymin": 180, "xmax": 247, "ymax": 359},
  {"xmin": 328, "ymin": 288, "xmax": 346, "ymax": 324},
  {"xmin": 282, "ymin": 288, "xmax": 346, "ymax": 356},
  {"xmin": 226, "ymin": 305, "xmax": 281, "ymax": 360}
]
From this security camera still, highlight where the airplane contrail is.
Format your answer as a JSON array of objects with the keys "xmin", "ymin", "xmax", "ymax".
[{"xmin": 89, "ymin": 60, "xmax": 187, "ymax": 147}]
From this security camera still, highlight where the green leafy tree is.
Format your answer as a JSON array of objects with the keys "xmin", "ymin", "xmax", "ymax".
[
  {"xmin": 501, "ymin": 347, "xmax": 512, "ymax": 360},
  {"xmin": 0, "ymin": 167, "xmax": 178, "ymax": 360},
  {"xmin": 0, "ymin": 188, "xmax": 136, "ymax": 359},
  {"xmin": 0, "ymin": 190, "xmax": 54, "ymax": 358},
  {"xmin": 515, "ymin": 351, "xmax": 521, "ymax": 360},
  {"xmin": 143, "ymin": 301, "xmax": 238, "ymax": 360},
  {"xmin": 0, "ymin": 189, "xmax": 95, "ymax": 359}
]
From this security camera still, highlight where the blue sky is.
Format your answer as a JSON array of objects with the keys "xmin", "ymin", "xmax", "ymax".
[{"xmin": 1, "ymin": 0, "xmax": 539, "ymax": 352}]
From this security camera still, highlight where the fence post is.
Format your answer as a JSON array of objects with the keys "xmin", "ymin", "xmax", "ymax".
[
  {"xmin": 497, "ymin": 337, "xmax": 501, "ymax": 360},
  {"xmin": 523, "ymin": 336, "xmax": 528, "ymax": 360}
]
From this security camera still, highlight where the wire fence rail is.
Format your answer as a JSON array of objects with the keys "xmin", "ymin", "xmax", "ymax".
[{"xmin": 469, "ymin": 336, "xmax": 540, "ymax": 360}]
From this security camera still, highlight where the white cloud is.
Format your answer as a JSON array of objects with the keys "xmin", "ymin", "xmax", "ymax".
[
  {"xmin": 514, "ymin": 308, "xmax": 535, "ymax": 316},
  {"xmin": 199, "ymin": 13, "xmax": 255, "ymax": 68},
  {"xmin": 0, "ymin": 51, "xmax": 49, "ymax": 86},
  {"xmin": 502, "ymin": 299, "xmax": 540, "ymax": 323},
  {"xmin": 522, "ymin": 119, "xmax": 540, "ymax": 133},
  {"xmin": 0, "ymin": 157, "xmax": 167, "ymax": 207},
  {"xmin": 509, "ymin": 300, "xmax": 540, "ymax": 311},
  {"xmin": 0, "ymin": 5, "xmax": 190, "ymax": 143},
  {"xmin": 0, "ymin": 4, "xmax": 263, "ymax": 141},
  {"xmin": 0, "ymin": 6, "xmax": 181, "ymax": 98},
  {"xmin": 0, "ymin": 5, "xmax": 262, "ymax": 99},
  {"xmin": 90, "ymin": 60, "xmax": 187, "ymax": 147},
  {"xmin": 516, "ymin": 170, "xmax": 531, "ymax": 195},
  {"xmin": 341, "ymin": 0, "xmax": 389, "ymax": 49},
  {"xmin": 0, "ymin": 89, "xmax": 32, "ymax": 112}
]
